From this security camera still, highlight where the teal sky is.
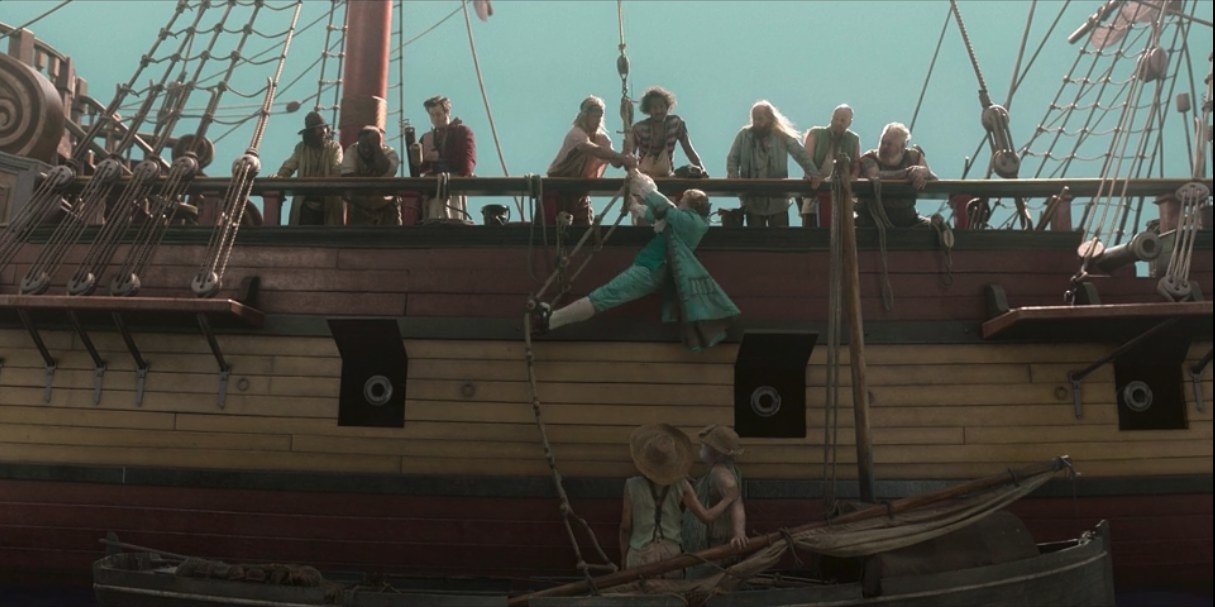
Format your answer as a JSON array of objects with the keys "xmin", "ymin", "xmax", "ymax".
[{"xmin": 4, "ymin": 0, "xmax": 1212, "ymax": 221}]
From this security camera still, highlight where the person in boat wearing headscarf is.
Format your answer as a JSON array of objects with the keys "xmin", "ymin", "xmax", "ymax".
[
  {"xmin": 620, "ymin": 424, "xmax": 738, "ymax": 576},
  {"xmin": 857, "ymin": 122, "xmax": 938, "ymax": 228},
  {"xmin": 540, "ymin": 95, "xmax": 634, "ymax": 226},
  {"xmin": 800, "ymin": 104, "xmax": 862, "ymax": 228},
  {"xmin": 683, "ymin": 425, "xmax": 748, "ymax": 579},
  {"xmin": 408, "ymin": 95, "xmax": 476, "ymax": 222},
  {"xmin": 275, "ymin": 110, "xmax": 345, "ymax": 226},
  {"xmin": 341, "ymin": 125, "xmax": 401, "ymax": 226},
  {"xmin": 533, "ymin": 170, "xmax": 740, "ymax": 352},
  {"xmin": 726, "ymin": 100, "xmax": 821, "ymax": 227}
]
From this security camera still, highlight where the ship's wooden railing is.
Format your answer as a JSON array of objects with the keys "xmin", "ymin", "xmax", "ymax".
[
  {"xmin": 63, "ymin": 175, "xmax": 1208, "ymax": 227},
  {"xmin": 131, "ymin": 175, "xmax": 1209, "ymax": 198}
]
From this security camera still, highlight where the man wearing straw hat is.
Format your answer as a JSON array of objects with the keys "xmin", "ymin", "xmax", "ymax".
[
  {"xmin": 620, "ymin": 424, "xmax": 738, "ymax": 576},
  {"xmin": 684, "ymin": 425, "xmax": 748, "ymax": 579}
]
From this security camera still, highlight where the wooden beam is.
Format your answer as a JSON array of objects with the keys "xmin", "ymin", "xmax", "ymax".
[
  {"xmin": 0, "ymin": 295, "xmax": 263, "ymax": 327},
  {"xmin": 982, "ymin": 301, "xmax": 1212, "ymax": 339}
]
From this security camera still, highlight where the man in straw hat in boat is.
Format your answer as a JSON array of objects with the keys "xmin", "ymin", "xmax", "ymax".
[
  {"xmin": 620, "ymin": 424, "xmax": 739, "ymax": 577},
  {"xmin": 275, "ymin": 110, "xmax": 345, "ymax": 226},
  {"xmin": 684, "ymin": 425, "xmax": 748, "ymax": 579},
  {"xmin": 533, "ymin": 169, "xmax": 740, "ymax": 352}
]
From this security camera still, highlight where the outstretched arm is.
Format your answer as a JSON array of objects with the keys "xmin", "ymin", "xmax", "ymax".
[
  {"xmin": 710, "ymin": 467, "xmax": 747, "ymax": 549},
  {"xmin": 619, "ymin": 487, "xmax": 633, "ymax": 566},
  {"xmin": 575, "ymin": 139, "xmax": 630, "ymax": 168},
  {"xmin": 276, "ymin": 145, "xmax": 301, "ymax": 178},
  {"xmin": 681, "ymin": 479, "xmax": 735, "ymax": 523},
  {"xmin": 907, "ymin": 147, "xmax": 938, "ymax": 190},
  {"xmin": 785, "ymin": 132, "xmax": 820, "ymax": 178},
  {"xmin": 629, "ymin": 170, "xmax": 676, "ymax": 222},
  {"xmin": 678, "ymin": 120, "xmax": 703, "ymax": 169},
  {"xmin": 726, "ymin": 132, "xmax": 743, "ymax": 178}
]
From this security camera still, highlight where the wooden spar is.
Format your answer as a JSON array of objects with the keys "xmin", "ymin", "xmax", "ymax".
[
  {"xmin": 83, "ymin": 176, "xmax": 1212, "ymax": 199},
  {"xmin": 338, "ymin": 0, "xmax": 392, "ymax": 148},
  {"xmin": 837, "ymin": 162, "xmax": 876, "ymax": 502},
  {"xmin": 507, "ymin": 457, "xmax": 1071, "ymax": 606}
]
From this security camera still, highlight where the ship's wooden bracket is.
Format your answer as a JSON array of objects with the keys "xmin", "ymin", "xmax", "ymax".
[
  {"xmin": 0, "ymin": 295, "xmax": 263, "ymax": 407},
  {"xmin": 67, "ymin": 310, "xmax": 107, "ymax": 405},
  {"xmin": 1066, "ymin": 319, "xmax": 1179, "ymax": 419},
  {"xmin": 980, "ymin": 301, "xmax": 1212, "ymax": 419},
  {"xmin": 15, "ymin": 309, "xmax": 56, "ymax": 402},
  {"xmin": 1191, "ymin": 348, "xmax": 1212, "ymax": 413},
  {"xmin": 981, "ymin": 301, "xmax": 1212, "ymax": 341},
  {"xmin": 111, "ymin": 312, "xmax": 150, "ymax": 407},
  {"xmin": 196, "ymin": 312, "xmax": 232, "ymax": 409}
]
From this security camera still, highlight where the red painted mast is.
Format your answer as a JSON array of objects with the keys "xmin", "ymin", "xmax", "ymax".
[{"xmin": 338, "ymin": 0, "xmax": 392, "ymax": 149}]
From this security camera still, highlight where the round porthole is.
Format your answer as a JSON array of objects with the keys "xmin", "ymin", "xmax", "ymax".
[
  {"xmin": 1122, "ymin": 381, "xmax": 1153, "ymax": 412},
  {"xmin": 364, "ymin": 375, "xmax": 393, "ymax": 406},
  {"xmin": 750, "ymin": 386, "xmax": 782, "ymax": 418}
]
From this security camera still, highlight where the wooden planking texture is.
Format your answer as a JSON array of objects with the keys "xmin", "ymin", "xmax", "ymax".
[
  {"xmin": 1, "ymin": 329, "xmax": 1211, "ymax": 480},
  {"xmin": 9, "ymin": 241, "xmax": 1204, "ymax": 320}
]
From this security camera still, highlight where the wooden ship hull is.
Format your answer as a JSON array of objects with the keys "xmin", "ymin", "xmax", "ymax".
[
  {"xmin": 1, "ymin": 1, "xmax": 1211, "ymax": 603},
  {"xmin": 90, "ymin": 521, "xmax": 1116, "ymax": 607},
  {"xmin": 0, "ymin": 214, "xmax": 1210, "ymax": 598}
]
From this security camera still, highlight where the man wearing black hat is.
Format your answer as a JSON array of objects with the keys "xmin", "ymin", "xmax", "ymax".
[{"xmin": 276, "ymin": 110, "xmax": 345, "ymax": 225}]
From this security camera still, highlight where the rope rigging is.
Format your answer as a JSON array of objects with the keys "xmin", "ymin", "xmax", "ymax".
[
  {"xmin": 1073, "ymin": 1, "xmax": 1176, "ymax": 281},
  {"xmin": 315, "ymin": 0, "xmax": 345, "ymax": 124},
  {"xmin": 946, "ymin": 0, "xmax": 1031, "ymax": 234},
  {"xmin": 110, "ymin": 0, "xmax": 260, "ymax": 297},
  {"xmin": 822, "ymin": 156, "xmax": 846, "ymax": 515},
  {"xmin": 5, "ymin": 2, "xmax": 206, "ymax": 293},
  {"xmin": 195, "ymin": 3, "xmax": 303, "ymax": 298},
  {"xmin": 514, "ymin": 0, "xmax": 644, "ymax": 586},
  {"xmin": 460, "ymin": 0, "xmax": 525, "ymax": 217},
  {"xmin": 0, "ymin": 0, "xmax": 74, "ymax": 42}
]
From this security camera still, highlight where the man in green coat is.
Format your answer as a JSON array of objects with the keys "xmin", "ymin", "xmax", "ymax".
[{"xmin": 534, "ymin": 170, "xmax": 740, "ymax": 351}]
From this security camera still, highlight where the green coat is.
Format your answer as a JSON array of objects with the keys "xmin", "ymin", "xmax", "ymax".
[{"xmin": 640, "ymin": 191, "xmax": 741, "ymax": 351}]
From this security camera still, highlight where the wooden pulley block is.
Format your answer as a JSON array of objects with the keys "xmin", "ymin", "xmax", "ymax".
[
  {"xmin": 0, "ymin": 53, "xmax": 66, "ymax": 163},
  {"xmin": 172, "ymin": 133, "xmax": 215, "ymax": 170}
]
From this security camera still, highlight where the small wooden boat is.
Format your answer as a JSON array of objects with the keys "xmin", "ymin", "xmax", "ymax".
[
  {"xmin": 91, "ymin": 551, "xmax": 509, "ymax": 606},
  {"xmin": 93, "ymin": 519, "xmax": 1114, "ymax": 607}
]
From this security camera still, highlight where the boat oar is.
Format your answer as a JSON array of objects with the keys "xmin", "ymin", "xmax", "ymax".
[
  {"xmin": 99, "ymin": 536, "xmax": 190, "ymax": 562},
  {"xmin": 508, "ymin": 456, "xmax": 1070, "ymax": 606}
]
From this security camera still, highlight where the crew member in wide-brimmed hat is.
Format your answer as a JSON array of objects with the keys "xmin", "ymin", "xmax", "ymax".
[
  {"xmin": 619, "ymin": 424, "xmax": 738, "ymax": 576},
  {"xmin": 275, "ymin": 111, "xmax": 345, "ymax": 226},
  {"xmin": 683, "ymin": 425, "xmax": 749, "ymax": 578}
]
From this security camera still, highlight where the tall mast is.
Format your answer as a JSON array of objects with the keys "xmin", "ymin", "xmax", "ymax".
[{"xmin": 339, "ymin": 0, "xmax": 392, "ymax": 149}]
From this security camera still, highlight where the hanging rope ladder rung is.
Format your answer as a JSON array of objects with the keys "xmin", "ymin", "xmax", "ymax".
[{"xmin": 516, "ymin": 1, "xmax": 640, "ymax": 587}]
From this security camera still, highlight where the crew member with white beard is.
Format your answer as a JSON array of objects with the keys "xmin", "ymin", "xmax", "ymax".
[{"xmin": 857, "ymin": 122, "xmax": 938, "ymax": 228}]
